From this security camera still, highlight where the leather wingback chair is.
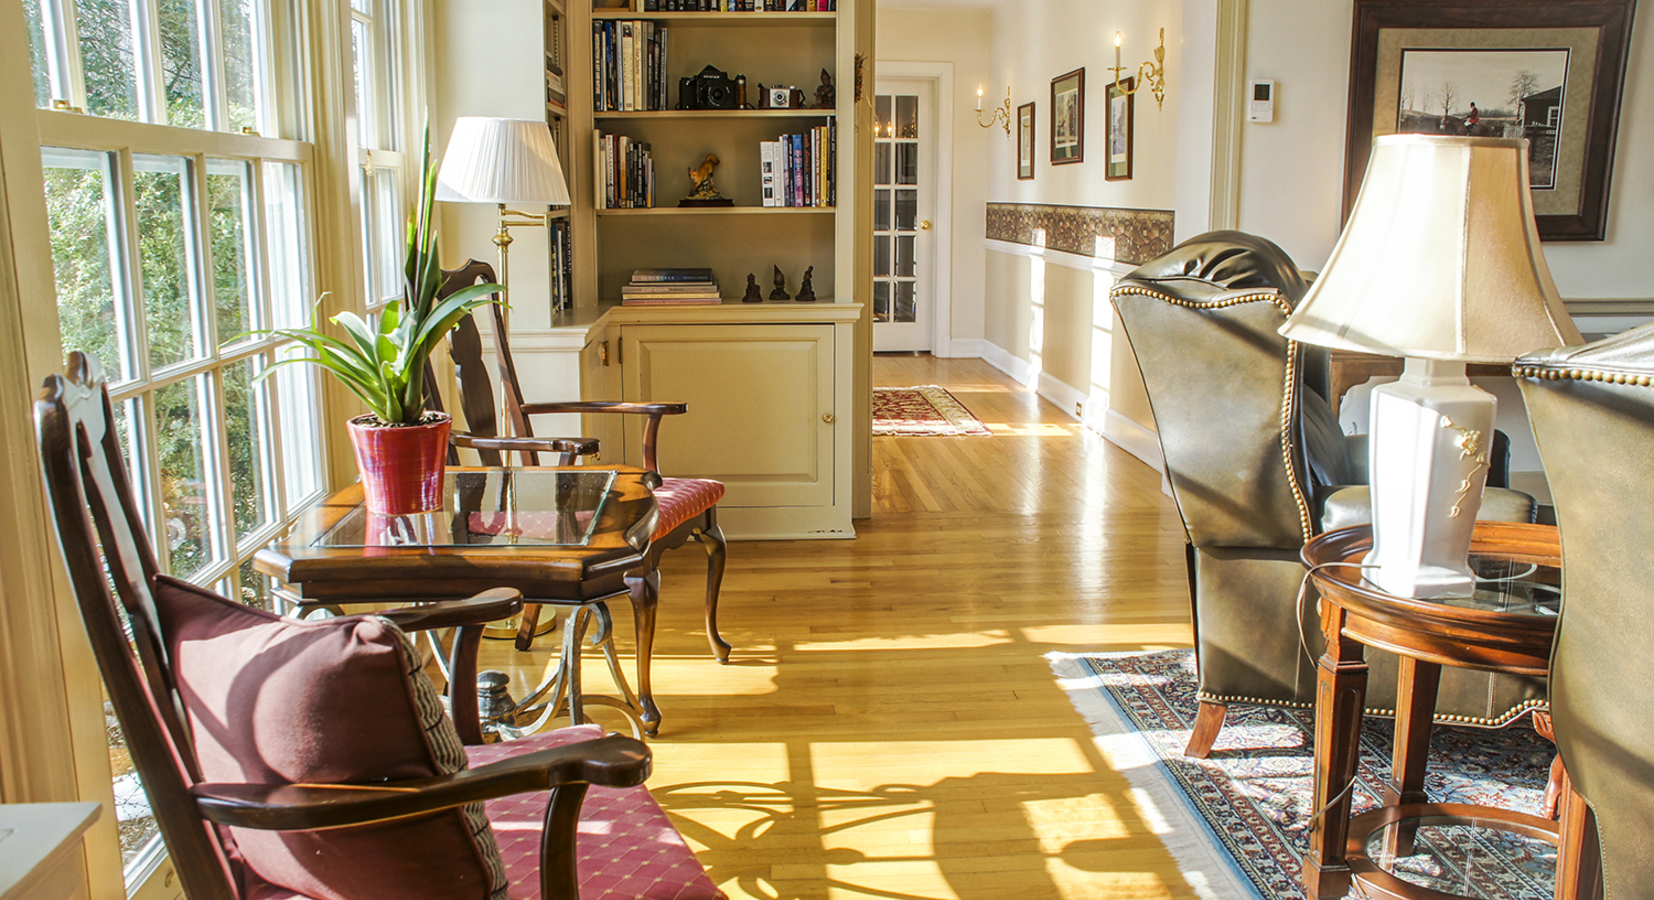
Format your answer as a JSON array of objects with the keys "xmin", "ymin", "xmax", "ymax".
[
  {"xmin": 1517, "ymin": 324, "xmax": 1654, "ymax": 898},
  {"xmin": 1111, "ymin": 230, "xmax": 1545, "ymax": 757}
]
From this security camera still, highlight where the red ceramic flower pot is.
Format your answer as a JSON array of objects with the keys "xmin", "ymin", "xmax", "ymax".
[{"xmin": 347, "ymin": 413, "xmax": 452, "ymax": 515}]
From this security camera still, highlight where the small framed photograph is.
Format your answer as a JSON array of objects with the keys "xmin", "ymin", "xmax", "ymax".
[
  {"xmin": 1105, "ymin": 77, "xmax": 1134, "ymax": 181},
  {"xmin": 1050, "ymin": 68, "xmax": 1084, "ymax": 165},
  {"xmin": 1017, "ymin": 102, "xmax": 1036, "ymax": 180}
]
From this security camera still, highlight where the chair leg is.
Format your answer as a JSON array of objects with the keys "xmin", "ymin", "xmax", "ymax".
[
  {"xmin": 626, "ymin": 569, "xmax": 663, "ymax": 736},
  {"xmin": 514, "ymin": 602, "xmax": 545, "ymax": 653},
  {"xmin": 1186, "ymin": 700, "xmax": 1227, "ymax": 758},
  {"xmin": 698, "ymin": 520, "xmax": 732, "ymax": 663}
]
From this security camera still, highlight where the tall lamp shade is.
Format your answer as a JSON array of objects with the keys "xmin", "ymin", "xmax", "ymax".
[
  {"xmin": 436, "ymin": 117, "xmax": 570, "ymax": 206},
  {"xmin": 1280, "ymin": 134, "xmax": 1581, "ymax": 598}
]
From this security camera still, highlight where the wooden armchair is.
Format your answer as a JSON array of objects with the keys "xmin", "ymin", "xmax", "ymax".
[{"xmin": 34, "ymin": 352, "xmax": 723, "ymax": 900}]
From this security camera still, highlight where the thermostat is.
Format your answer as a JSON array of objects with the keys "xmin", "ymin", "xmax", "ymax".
[{"xmin": 1249, "ymin": 79, "xmax": 1275, "ymax": 123}]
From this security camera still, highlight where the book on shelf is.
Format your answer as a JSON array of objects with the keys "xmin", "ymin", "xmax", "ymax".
[
  {"xmin": 549, "ymin": 219, "xmax": 573, "ymax": 312},
  {"xmin": 591, "ymin": 20, "xmax": 669, "ymax": 111},
  {"xmin": 630, "ymin": 268, "xmax": 716, "ymax": 283},
  {"xmin": 622, "ymin": 295, "xmax": 722, "ymax": 306},
  {"xmin": 758, "ymin": 119, "xmax": 835, "ymax": 208},
  {"xmin": 639, "ymin": 0, "xmax": 831, "ymax": 10},
  {"xmin": 593, "ymin": 132, "xmax": 656, "ymax": 209}
]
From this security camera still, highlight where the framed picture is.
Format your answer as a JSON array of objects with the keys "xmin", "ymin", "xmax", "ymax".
[
  {"xmin": 1017, "ymin": 102, "xmax": 1036, "ymax": 180},
  {"xmin": 1346, "ymin": 0, "xmax": 1635, "ymax": 241},
  {"xmin": 1105, "ymin": 78, "xmax": 1134, "ymax": 181},
  {"xmin": 1050, "ymin": 68, "xmax": 1084, "ymax": 165}
]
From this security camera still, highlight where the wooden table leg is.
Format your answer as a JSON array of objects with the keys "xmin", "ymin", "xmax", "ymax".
[
  {"xmin": 1384, "ymin": 656, "xmax": 1441, "ymax": 857},
  {"xmin": 1305, "ymin": 600, "xmax": 1368, "ymax": 900},
  {"xmin": 626, "ymin": 568, "xmax": 663, "ymax": 736}
]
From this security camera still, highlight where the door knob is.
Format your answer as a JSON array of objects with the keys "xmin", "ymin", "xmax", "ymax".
[
  {"xmin": 822, "ymin": 413, "xmax": 835, "ymax": 424},
  {"xmin": 918, "ymin": 220, "xmax": 932, "ymax": 230}
]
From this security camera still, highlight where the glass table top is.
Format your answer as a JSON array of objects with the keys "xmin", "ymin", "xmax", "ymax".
[
  {"xmin": 1355, "ymin": 553, "xmax": 1561, "ymax": 618},
  {"xmin": 315, "ymin": 469, "xmax": 619, "ymax": 548},
  {"xmin": 1361, "ymin": 817, "xmax": 1557, "ymax": 900}
]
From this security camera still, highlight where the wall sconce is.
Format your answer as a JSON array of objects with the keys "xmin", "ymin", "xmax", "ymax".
[
  {"xmin": 976, "ymin": 85, "xmax": 1012, "ymax": 136},
  {"xmin": 1110, "ymin": 28, "xmax": 1168, "ymax": 111}
]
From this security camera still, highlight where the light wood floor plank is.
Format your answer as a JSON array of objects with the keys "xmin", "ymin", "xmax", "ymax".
[{"xmin": 479, "ymin": 355, "xmax": 1202, "ymax": 899}]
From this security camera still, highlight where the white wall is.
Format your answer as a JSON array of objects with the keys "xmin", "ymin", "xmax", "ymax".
[{"xmin": 875, "ymin": 7, "xmax": 993, "ymax": 353}]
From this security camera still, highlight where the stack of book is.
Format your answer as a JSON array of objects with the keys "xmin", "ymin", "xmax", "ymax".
[
  {"xmin": 760, "ymin": 120, "xmax": 836, "ymax": 208},
  {"xmin": 592, "ymin": 20, "xmax": 668, "ymax": 111},
  {"xmin": 594, "ymin": 132, "xmax": 655, "ymax": 209},
  {"xmin": 643, "ymin": 0, "xmax": 834, "ymax": 9},
  {"xmin": 621, "ymin": 269, "xmax": 722, "ymax": 306}
]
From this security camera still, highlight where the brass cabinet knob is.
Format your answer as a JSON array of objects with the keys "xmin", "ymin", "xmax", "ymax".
[{"xmin": 822, "ymin": 413, "xmax": 835, "ymax": 424}]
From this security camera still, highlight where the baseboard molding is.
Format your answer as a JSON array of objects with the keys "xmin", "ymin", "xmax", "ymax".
[
  {"xmin": 1037, "ymin": 371, "xmax": 1086, "ymax": 421},
  {"xmin": 1102, "ymin": 409, "xmax": 1165, "ymax": 476},
  {"xmin": 942, "ymin": 338, "xmax": 988, "ymax": 359},
  {"xmin": 980, "ymin": 340, "xmax": 1038, "ymax": 387}
]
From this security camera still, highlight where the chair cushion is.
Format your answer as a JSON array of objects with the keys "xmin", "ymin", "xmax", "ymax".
[
  {"xmin": 152, "ymin": 575, "xmax": 507, "ymax": 900},
  {"xmin": 653, "ymin": 478, "xmax": 724, "ymax": 539},
  {"xmin": 467, "ymin": 726, "xmax": 726, "ymax": 900}
]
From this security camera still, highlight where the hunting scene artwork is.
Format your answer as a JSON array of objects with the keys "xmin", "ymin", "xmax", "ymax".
[{"xmin": 1396, "ymin": 48, "xmax": 1569, "ymax": 189}]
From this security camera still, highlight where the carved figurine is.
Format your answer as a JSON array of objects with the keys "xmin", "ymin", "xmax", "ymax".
[
  {"xmin": 796, "ymin": 266, "xmax": 816, "ymax": 302},
  {"xmin": 813, "ymin": 69, "xmax": 835, "ymax": 109},
  {"xmin": 743, "ymin": 273, "xmax": 763, "ymax": 303},
  {"xmin": 769, "ymin": 265, "xmax": 790, "ymax": 302},
  {"xmin": 679, "ymin": 154, "xmax": 733, "ymax": 207}
]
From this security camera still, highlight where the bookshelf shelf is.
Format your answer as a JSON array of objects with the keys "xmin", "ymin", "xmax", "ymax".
[
  {"xmin": 591, "ymin": 10, "xmax": 835, "ymax": 25},
  {"xmin": 595, "ymin": 109, "xmax": 834, "ymax": 119}
]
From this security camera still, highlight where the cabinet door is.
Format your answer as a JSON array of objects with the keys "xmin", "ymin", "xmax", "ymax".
[
  {"xmin": 621, "ymin": 324, "xmax": 835, "ymax": 509},
  {"xmin": 579, "ymin": 335, "xmax": 623, "ymax": 458}
]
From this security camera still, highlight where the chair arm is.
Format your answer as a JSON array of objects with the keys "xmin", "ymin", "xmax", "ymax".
[
  {"xmin": 192, "ymin": 734, "xmax": 650, "ymax": 831},
  {"xmin": 451, "ymin": 431, "xmax": 600, "ymax": 459},
  {"xmin": 377, "ymin": 588, "xmax": 523, "ymax": 632},
  {"xmin": 519, "ymin": 400, "xmax": 687, "ymax": 417}
]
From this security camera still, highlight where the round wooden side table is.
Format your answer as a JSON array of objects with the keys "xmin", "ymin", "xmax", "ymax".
[{"xmin": 1299, "ymin": 521, "xmax": 1562, "ymax": 900}]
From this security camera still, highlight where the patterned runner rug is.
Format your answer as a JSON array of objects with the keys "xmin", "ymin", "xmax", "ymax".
[
  {"xmin": 872, "ymin": 385, "xmax": 991, "ymax": 436},
  {"xmin": 1050, "ymin": 650, "xmax": 1555, "ymax": 900}
]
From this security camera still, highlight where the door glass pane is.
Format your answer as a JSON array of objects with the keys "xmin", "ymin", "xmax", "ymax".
[
  {"xmin": 208, "ymin": 160, "xmax": 257, "ymax": 344},
  {"xmin": 75, "ymin": 0, "xmax": 140, "ymax": 120},
  {"xmin": 875, "ymin": 95, "xmax": 891, "ymax": 136},
  {"xmin": 23, "ymin": 0, "xmax": 49, "ymax": 108},
  {"xmin": 157, "ymin": 0, "xmax": 206, "ymax": 127},
  {"xmin": 895, "ymin": 281, "xmax": 916, "ymax": 323},
  {"xmin": 222, "ymin": 0, "xmax": 265, "ymax": 133},
  {"xmin": 351, "ymin": 18, "xmax": 372, "ymax": 149},
  {"xmin": 373, "ymin": 167, "xmax": 403, "ymax": 304},
  {"xmin": 895, "ymin": 143, "xmax": 918, "ymax": 185},
  {"xmin": 276, "ymin": 344, "xmax": 325, "ymax": 506},
  {"xmin": 895, "ymin": 95, "xmax": 918, "ymax": 138},
  {"xmin": 874, "ymin": 235, "xmax": 890, "ymax": 278},
  {"xmin": 42, "ymin": 148, "xmax": 133, "ymax": 381},
  {"xmin": 224, "ymin": 358, "xmax": 274, "ymax": 542},
  {"xmin": 874, "ymin": 143, "xmax": 890, "ymax": 186},
  {"xmin": 154, "ymin": 375, "xmax": 218, "ymax": 577},
  {"xmin": 874, "ymin": 188, "xmax": 890, "ymax": 232},
  {"xmin": 873, "ymin": 281, "xmax": 890, "ymax": 322},
  {"xmin": 134, "ymin": 154, "xmax": 202, "ymax": 369},
  {"xmin": 896, "ymin": 235, "xmax": 915, "ymax": 278},
  {"xmin": 894, "ymin": 189, "xmax": 916, "ymax": 231},
  {"xmin": 263, "ymin": 162, "xmax": 312, "ymax": 329}
]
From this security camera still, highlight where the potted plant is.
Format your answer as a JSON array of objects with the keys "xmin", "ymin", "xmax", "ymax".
[{"xmin": 262, "ymin": 130, "xmax": 501, "ymax": 514}]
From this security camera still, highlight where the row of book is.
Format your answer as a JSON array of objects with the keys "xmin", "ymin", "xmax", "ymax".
[
  {"xmin": 621, "ymin": 269, "xmax": 721, "ymax": 306},
  {"xmin": 594, "ymin": 132, "xmax": 657, "ymax": 209},
  {"xmin": 592, "ymin": 21, "xmax": 669, "ymax": 112},
  {"xmin": 548, "ymin": 219, "xmax": 574, "ymax": 312},
  {"xmin": 760, "ymin": 121, "xmax": 836, "ymax": 208},
  {"xmin": 641, "ymin": 0, "xmax": 835, "ymax": 9}
]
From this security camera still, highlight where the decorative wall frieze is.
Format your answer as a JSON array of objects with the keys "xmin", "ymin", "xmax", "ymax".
[{"xmin": 985, "ymin": 203, "xmax": 1174, "ymax": 266}]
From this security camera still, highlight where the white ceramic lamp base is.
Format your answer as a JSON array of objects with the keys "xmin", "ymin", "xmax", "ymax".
[{"xmin": 1365, "ymin": 358, "xmax": 1495, "ymax": 599}]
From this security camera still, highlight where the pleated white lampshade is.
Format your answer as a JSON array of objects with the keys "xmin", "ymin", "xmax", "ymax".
[
  {"xmin": 1280, "ymin": 134, "xmax": 1580, "ymax": 363},
  {"xmin": 436, "ymin": 117, "xmax": 570, "ymax": 206}
]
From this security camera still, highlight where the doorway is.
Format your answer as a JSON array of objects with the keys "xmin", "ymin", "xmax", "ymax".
[{"xmin": 872, "ymin": 73, "xmax": 946, "ymax": 352}]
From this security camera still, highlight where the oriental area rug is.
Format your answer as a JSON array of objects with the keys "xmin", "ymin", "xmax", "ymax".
[
  {"xmin": 871, "ymin": 385, "xmax": 991, "ymax": 437},
  {"xmin": 1050, "ymin": 650, "xmax": 1556, "ymax": 900}
]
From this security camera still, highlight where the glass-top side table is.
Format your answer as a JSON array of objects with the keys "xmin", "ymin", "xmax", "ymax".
[{"xmin": 316, "ymin": 469, "xmax": 618, "ymax": 548}]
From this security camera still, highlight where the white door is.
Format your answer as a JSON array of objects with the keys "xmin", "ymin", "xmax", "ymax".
[{"xmin": 872, "ymin": 79, "xmax": 937, "ymax": 352}]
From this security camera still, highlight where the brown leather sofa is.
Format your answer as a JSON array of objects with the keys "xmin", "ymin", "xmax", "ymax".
[
  {"xmin": 1517, "ymin": 325, "xmax": 1654, "ymax": 897},
  {"xmin": 1110, "ymin": 230, "xmax": 1546, "ymax": 757}
]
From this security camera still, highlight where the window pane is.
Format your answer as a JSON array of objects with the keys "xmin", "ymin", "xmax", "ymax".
[
  {"xmin": 896, "ymin": 234, "xmax": 915, "ymax": 277},
  {"xmin": 351, "ymin": 18, "xmax": 371, "ymax": 149},
  {"xmin": 874, "ymin": 188, "xmax": 890, "ymax": 232},
  {"xmin": 107, "ymin": 690, "xmax": 158, "ymax": 864},
  {"xmin": 895, "ymin": 282, "xmax": 915, "ymax": 322},
  {"xmin": 263, "ymin": 162, "xmax": 312, "ymax": 329},
  {"xmin": 874, "ymin": 235, "xmax": 889, "ymax": 278},
  {"xmin": 238, "ymin": 558, "xmax": 271, "ymax": 611},
  {"xmin": 221, "ymin": 0, "xmax": 264, "ymax": 133},
  {"xmin": 875, "ymin": 95, "xmax": 890, "ymax": 135},
  {"xmin": 373, "ymin": 167, "xmax": 403, "ymax": 304},
  {"xmin": 112, "ymin": 395, "xmax": 150, "ymax": 530},
  {"xmin": 873, "ymin": 281, "xmax": 890, "ymax": 323},
  {"xmin": 275, "ymin": 345, "xmax": 325, "ymax": 507},
  {"xmin": 894, "ymin": 189, "xmax": 916, "ymax": 231},
  {"xmin": 874, "ymin": 143, "xmax": 890, "ymax": 186},
  {"xmin": 153, "ymin": 376, "xmax": 218, "ymax": 576},
  {"xmin": 43, "ymin": 148, "xmax": 132, "ymax": 380},
  {"xmin": 156, "ymin": 0, "xmax": 206, "ymax": 127},
  {"xmin": 895, "ymin": 95, "xmax": 918, "ymax": 139},
  {"xmin": 895, "ymin": 143, "xmax": 918, "ymax": 185},
  {"xmin": 207, "ymin": 160, "xmax": 257, "ymax": 343},
  {"xmin": 223, "ymin": 359, "xmax": 273, "ymax": 541},
  {"xmin": 74, "ymin": 0, "xmax": 140, "ymax": 120},
  {"xmin": 23, "ymin": 0, "xmax": 49, "ymax": 108},
  {"xmin": 133, "ymin": 154, "xmax": 202, "ymax": 368}
]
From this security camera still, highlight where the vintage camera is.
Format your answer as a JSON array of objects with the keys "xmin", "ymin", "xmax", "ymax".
[{"xmin": 678, "ymin": 65, "xmax": 741, "ymax": 110}]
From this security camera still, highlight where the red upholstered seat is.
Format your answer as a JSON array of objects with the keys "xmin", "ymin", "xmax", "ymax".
[
  {"xmin": 469, "ymin": 726, "xmax": 726, "ymax": 900},
  {"xmin": 652, "ymin": 478, "xmax": 724, "ymax": 540}
]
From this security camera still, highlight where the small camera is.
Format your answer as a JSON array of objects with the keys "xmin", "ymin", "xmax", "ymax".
[
  {"xmin": 767, "ymin": 86, "xmax": 792, "ymax": 109},
  {"xmin": 678, "ymin": 65, "xmax": 740, "ymax": 110}
]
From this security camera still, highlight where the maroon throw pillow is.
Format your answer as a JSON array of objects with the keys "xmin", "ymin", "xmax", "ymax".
[{"xmin": 152, "ymin": 575, "xmax": 507, "ymax": 900}]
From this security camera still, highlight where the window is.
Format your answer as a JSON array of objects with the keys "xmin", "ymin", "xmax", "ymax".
[{"xmin": 350, "ymin": 0, "xmax": 409, "ymax": 310}]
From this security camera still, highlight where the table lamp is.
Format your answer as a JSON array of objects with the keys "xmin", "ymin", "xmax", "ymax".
[
  {"xmin": 435, "ymin": 117, "xmax": 571, "ymax": 312},
  {"xmin": 1279, "ymin": 134, "xmax": 1580, "ymax": 599}
]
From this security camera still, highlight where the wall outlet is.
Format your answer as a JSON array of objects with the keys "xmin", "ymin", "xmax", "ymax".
[{"xmin": 1074, "ymin": 402, "xmax": 1083, "ymax": 418}]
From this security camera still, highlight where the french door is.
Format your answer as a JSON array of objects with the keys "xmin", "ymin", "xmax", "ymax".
[{"xmin": 871, "ymin": 78, "xmax": 936, "ymax": 352}]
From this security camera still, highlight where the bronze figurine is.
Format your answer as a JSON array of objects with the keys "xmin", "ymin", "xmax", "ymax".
[
  {"xmin": 769, "ymin": 265, "xmax": 790, "ymax": 302},
  {"xmin": 743, "ymin": 273, "xmax": 763, "ymax": 303},
  {"xmin": 796, "ymin": 266, "xmax": 816, "ymax": 302}
]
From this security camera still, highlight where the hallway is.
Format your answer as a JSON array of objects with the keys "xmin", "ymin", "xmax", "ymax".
[{"xmin": 481, "ymin": 354, "xmax": 1202, "ymax": 899}]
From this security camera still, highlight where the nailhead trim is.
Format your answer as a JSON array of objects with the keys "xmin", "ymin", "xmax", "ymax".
[
  {"xmin": 1196, "ymin": 691, "xmax": 1548, "ymax": 726},
  {"xmin": 1513, "ymin": 364, "xmax": 1654, "ymax": 387},
  {"xmin": 1110, "ymin": 285, "xmax": 1315, "ymax": 542}
]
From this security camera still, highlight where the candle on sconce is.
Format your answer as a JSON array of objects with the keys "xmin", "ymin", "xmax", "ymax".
[
  {"xmin": 976, "ymin": 85, "xmax": 984, "ymax": 111},
  {"xmin": 1114, "ymin": 31, "xmax": 1123, "ymax": 75}
]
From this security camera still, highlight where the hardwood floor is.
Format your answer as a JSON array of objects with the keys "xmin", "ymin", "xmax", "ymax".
[{"xmin": 480, "ymin": 355, "xmax": 1202, "ymax": 899}]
